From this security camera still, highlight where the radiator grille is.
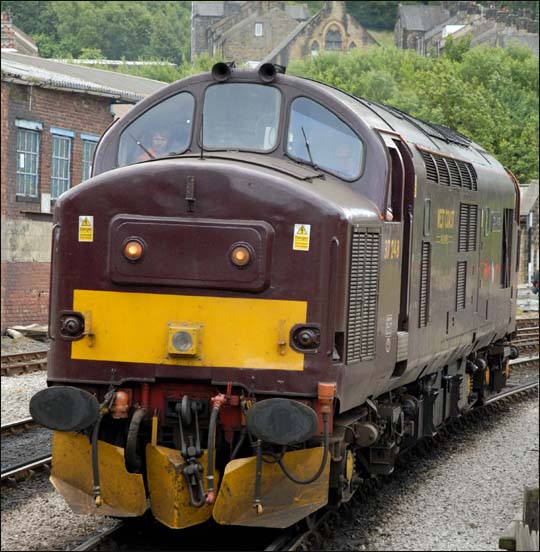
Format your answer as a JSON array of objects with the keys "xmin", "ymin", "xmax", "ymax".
[
  {"xmin": 346, "ymin": 228, "xmax": 381, "ymax": 364},
  {"xmin": 419, "ymin": 150, "xmax": 478, "ymax": 191},
  {"xmin": 456, "ymin": 261, "xmax": 467, "ymax": 310},
  {"xmin": 419, "ymin": 241, "xmax": 431, "ymax": 328},
  {"xmin": 458, "ymin": 203, "xmax": 478, "ymax": 252}
]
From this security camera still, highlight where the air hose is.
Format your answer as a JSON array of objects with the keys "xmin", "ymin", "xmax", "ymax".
[
  {"xmin": 91, "ymin": 413, "xmax": 104, "ymax": 506},
  {"xmin": 125, "ymin": 408, "xmax": 147, "ymax": 473},
  {"xmin": 205, "ymin": 401, "xmax": 221, "ymax": 504},
  {"xmin": 277, "ymin": 412, "xmax": 330, "ymax": 484}
]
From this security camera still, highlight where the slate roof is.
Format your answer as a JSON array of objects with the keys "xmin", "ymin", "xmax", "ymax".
[
  {"xmin": 398, "ymin": 4, "xmax": 450, "ymax": 32},
  {"xmin": 1, "ymin": 52, "xmax": 165, "ymax": 103},
  {"xmin": 192, "ymin": 1, "xmax": 225, "ymax": 17}
]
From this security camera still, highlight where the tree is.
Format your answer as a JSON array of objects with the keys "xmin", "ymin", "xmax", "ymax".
[{"xmin": 289, "ymin": 45, "xmax": 539, "ymax": 182}]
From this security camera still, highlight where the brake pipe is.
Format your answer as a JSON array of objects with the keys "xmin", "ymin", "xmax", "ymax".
[{"xmin": 205, "ymin": 392, "xmax": 228, "ymax": 504}]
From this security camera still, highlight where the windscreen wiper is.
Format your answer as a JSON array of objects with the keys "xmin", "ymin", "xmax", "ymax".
[
  {"xmin": 130, "ymin": 133, "xmax": 155, "ymax": 159},
  {"xmin": 301, "ymin": 126, "xmax": 317, "ymax": 168}
]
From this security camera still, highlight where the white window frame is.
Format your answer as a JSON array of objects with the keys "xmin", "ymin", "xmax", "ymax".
[
  {"xmin": 50, "ymin": 128, "xmax": 74, "ymax": 199},
  {"xmin": 81, "ymin": 133, "xmax": 99, "ymax": 181},
  {"xmin": 16, "ymin": 127, "xmax": 40, "ymax": 198},
  {"xmin": 255, "ymin": 22, "xmax": 263, "ymax": 37}
]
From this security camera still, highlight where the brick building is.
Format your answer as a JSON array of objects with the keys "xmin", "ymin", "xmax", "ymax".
[
  {"xmin": 1, "ymin": 50, "xmax": 165, "ymax": 331},
  {"xmin": 192, "ymin": 1, "xmax": 377, "ymax": 65}
]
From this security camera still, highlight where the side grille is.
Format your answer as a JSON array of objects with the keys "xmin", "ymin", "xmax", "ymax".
[
  {"xmin": 419, "ymin": 149, "xmax": 478, "ymax": 191},
  {"xmin": 422, "ymin": 151, "xmax": 438, "ymax": 183},
  {"xmin": 456, "ymin": 261, "xmax": 467, "ymax": 310},
  {"xmin": 419, "ymin": 242, "xmax": 431, "ymax": 328},
  {"xmin": 346, "ymin": 228, "xmax": 381, "ymax": 364},
  {"xmin": 458, "ymin": 203, "xmax": 479, "ymax": 252},
  {"xmin": 434, "ymin": 155, "xmax": 450, "ymax": 186}
]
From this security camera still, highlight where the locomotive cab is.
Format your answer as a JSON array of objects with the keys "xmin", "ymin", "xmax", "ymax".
[{"xmin": 30, "ymin": 62, "xmax": 519, "ymax": 530}]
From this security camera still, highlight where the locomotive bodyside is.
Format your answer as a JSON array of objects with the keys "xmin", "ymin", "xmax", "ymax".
[{"xmin": 31, "ymin": 65, "xmax": 519, "ymax": 529}]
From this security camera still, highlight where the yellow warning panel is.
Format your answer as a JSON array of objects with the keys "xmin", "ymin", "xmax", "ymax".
[
  {"xmin": 79, "ymin": 216, "xmax": 94, "ymax": 242},
  {"xmin": 293, "ymin": 224, "xmax": 311, "ymax": 251}
]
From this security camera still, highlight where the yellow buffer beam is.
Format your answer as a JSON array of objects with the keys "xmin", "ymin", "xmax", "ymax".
[{"xmin": 71, "ymin": 290, "xmax": 307, "ymax": 370}]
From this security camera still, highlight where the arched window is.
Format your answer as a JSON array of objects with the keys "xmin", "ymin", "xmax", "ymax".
[
  {"xmin": 349, "ymin": 41, "xmax": 356, "ymax": 50},
  {"xmin": 325, "ymin": 27, "xmax": 342, "ymax": 50},
  {"xmin": 311, "ymin": 41, "xmax": 319, "ymax": 57}
]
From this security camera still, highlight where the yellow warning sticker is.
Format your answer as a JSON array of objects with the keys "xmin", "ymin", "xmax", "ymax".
[
  {"xmin": 293, "ymin": 224, "xmax": 311, "ymax": 251},
  {"xmin": 78, "ymin": 216, "xmax": 94, "ymax": 242}
]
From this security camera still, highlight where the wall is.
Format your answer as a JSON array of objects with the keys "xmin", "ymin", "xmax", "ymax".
[
  {"xmin": 219, "ymin": 8, "xmax": 299, "ymax": 62},
  {"xmin": 1, "ymin": 81, "xmax": 113, "ymax": 331},
  {"xmin": 279, "ymin": 1, "xmax": 377, "ymax": 66}
]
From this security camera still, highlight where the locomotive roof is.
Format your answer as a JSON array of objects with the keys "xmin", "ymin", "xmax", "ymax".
[{"xmin": 297, "ymin": 75, "xmax": 498, "ymax": 168}]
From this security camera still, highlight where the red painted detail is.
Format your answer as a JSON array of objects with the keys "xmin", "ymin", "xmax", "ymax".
[{"xmin": 140, "ymin": 383, "xmax": 150, "ymax": 409}]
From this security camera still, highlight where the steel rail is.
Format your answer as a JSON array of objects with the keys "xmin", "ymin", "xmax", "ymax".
[
  {"xmin": 484, "ymin": 381, "xmax": 538, "ymax": 405},
  {"xmin": 1, "ymin": 416, "xmax": 39, "ymax": 437},
  {"xmin": 71, "ymin": 522, "xmax": 126, "ymax": 551},
  {"xmin": 1, "ymin": 455, "xmax": 52, "ymax": 482}
]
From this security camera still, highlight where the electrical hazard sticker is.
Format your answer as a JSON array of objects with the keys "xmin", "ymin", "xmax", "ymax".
[
  {"xmin": 293, "ymin": 224, "xmax": 311, "ymax": 251},
  {"xmin": 78, "ymin": 216, "xmax": 94, "ymax": 242}
]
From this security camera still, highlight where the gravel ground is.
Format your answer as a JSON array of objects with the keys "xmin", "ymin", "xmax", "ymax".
[
  {"xmin": 324, "ymin": 397, "xmax": 540, "ymax": 552},
  {"xmin": 1, "ymin": 474, "xmax": 117, "ymax": 551},
  {"xmin": 1, "ymin": 426, "xmax": 52, "ymax": 471},
  {"xmin": 1, "ymin": 335, "xmax": 50, "ymax": 424},
  {"xmin": 1, "ymin": 371, "xmax": 48, "ymax": 424}
]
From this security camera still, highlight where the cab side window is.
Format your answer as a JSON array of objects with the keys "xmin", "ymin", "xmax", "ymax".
[
  {"xmin": 287, "ymin": 97, "xmax": 363, "ymax": 180},
  {"xmin": 118, "ymin": 93, "xmax": 195, "ymax": 167}
]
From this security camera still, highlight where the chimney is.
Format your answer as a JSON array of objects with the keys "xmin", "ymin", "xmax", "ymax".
[{"xmin": 1, "ymin": 11, "xmax": 16, "ymax": 50}]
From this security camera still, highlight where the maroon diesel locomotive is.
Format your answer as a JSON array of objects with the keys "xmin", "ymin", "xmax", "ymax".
[{"xmin": 31, "ymin": 62, "xmax": 520, "ymax": 529}]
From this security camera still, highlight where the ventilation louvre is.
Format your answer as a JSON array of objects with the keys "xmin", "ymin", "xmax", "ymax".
[
  {"xmin": 458, "ymin": 203, "xmax": 478, "ymax": 252},
  {"xmin": 419, "ymin": 150, "xmax": 478, "ymax": 191},
  {"xmin": 346, "ymin": 228, "xmax": 381, "ymax": 364},
  {"xmin": 419, "ymin": 241, "xmax": 431, "ymax": 328},
  {"xmin": 456, "ymin": 261, "xmax": 467, "ymax": 310}
]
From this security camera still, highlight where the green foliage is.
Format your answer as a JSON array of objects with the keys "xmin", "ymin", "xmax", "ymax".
[
  {"xmin": 443, "ymin": 34, "xmax": 472, "ymax": 62},
  {"xmin": 3, "ymin": 1, "xmax": 191, "ymax": 63},
  {"xmin": 289, "ymin": 45, "xmax": 538, "ymax": 182}
]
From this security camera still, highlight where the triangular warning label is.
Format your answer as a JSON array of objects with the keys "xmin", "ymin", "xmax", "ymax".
[
  {"xmin": 296, "ymin": 225, "xmax": 308, "ymax": 235},
  {"xmin": 81, "ymin": 217, "xmax": 91, "ymax": 227}
]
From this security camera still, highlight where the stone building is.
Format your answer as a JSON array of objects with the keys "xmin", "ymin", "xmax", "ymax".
[
  {"xmin": 395, "ymin": 1, "xmax": 539, "ymax": 58},
  {"xmin": 264, "ymin": 0, "xmax": 378, "ymax": 67},
  {"xmin": 1, "ymin": 49, "xmax": 164, "ymax": 331},
  {"xmin": 191, "ymin": 1, "xmax": 377, "ymax": 65}
]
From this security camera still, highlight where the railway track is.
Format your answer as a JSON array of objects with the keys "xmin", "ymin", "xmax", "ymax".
[
  {"xmin": 1, "ymin": 350, "xmax": 48, "ymax": 376},
  {"xmin": 1, "ymin": 454, "xmax": 52, "ymax": 486},
  {"xmin": 1, "ymin": 417, "xmax": 52, "ymax": 486}
]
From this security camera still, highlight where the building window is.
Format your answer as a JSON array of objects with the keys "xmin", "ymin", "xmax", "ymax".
[
  {"xmin": 349, "ymin": 41, "xmax": 357, "ymax": 50},
  {"xmin": 16, "ymin": 128, "xmax": 40, "ymax": 197},
  {"xmin": 51, "ymin": 132, "xmax": 72, "ymax": 199},
  {"xmin": 255, "ymin": 22, "xmax": 263, "ymax": 37},
  {"xmin": 325, "ymin": 27, "xmax": 342, "ymax": 50},
  {"xmin": 81, "ymin": 134, "xmax": 99, "ymax": 181},
  {"xmin": 311, "ymin": 41, "xmax": 320, "ymax": 57}
]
